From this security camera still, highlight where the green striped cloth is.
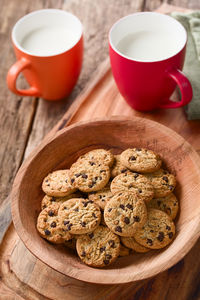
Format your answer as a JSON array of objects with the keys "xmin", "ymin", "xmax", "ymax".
[{"xmin": 172, "ymin": 11, "xmax": 200, "ymax": 120}]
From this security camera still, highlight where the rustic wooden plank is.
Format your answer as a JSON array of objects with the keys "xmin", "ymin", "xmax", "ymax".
[
  {"xmin": 0, "ymin": 0, "xmax": 44, "ymax": 206},
  {"xmin": 1, "ymin": 1, "xmax": 200, "ymax": 299},
  {"xmin": 170, "ymin": 0, "xmax": 200, "ymax": 9},
  {"xmin": 24, "ymin": 0, "xmax": 146, "ymax": 157},
  {"xmin": 0, "ymin": 282, "xmax": 25, "ymax": 300}
]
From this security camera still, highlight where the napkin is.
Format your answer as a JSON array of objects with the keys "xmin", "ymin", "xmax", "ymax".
[{"xmin": 172, "ymin": 11, "xmax": 200, "ymax": 120}]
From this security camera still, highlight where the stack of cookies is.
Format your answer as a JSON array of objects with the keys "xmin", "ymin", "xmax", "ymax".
[{"xmin": 37, "ymin": 148, "xmax": 178, "ymax": 268}]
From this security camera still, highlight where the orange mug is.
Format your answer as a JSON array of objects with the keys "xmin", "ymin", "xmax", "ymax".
[{"xmin": 7, "ymin": 9, "xmax": 83, "ymax": 100}]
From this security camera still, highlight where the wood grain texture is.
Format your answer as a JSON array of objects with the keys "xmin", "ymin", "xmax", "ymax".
[
  {"xmin": 1, "ymin": 0, "xmax": 200, "ymax": 299},
  {"xmin": 11, "ymin": 118, "xmax": 200, "ymax": 284},
  {"xmin": 24, "ymin": 0, "xmax": 145, "ymax": 158}
]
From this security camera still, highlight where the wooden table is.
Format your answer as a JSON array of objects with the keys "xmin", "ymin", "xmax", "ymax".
[{"xmin": 1, "ymin": 0, "xmax": 200, "ymax": 299}]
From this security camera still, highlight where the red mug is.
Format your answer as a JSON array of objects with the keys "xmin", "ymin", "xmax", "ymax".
[
  {"xmin": 109, "ymin": 12, "xmax": 193, "ymax": 111},
  {"xmin": 7, "ymin": 9, "xmax": 83, "ymax": 101}
]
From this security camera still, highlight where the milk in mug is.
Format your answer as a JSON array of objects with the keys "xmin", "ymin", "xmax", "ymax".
[
  {"xmin": 21, "ymin": 26, "xmax": 76, "ymax": 56},
  {"xmin": 116, "ymin": 30, "xmax": 182, "ymax": 62}
]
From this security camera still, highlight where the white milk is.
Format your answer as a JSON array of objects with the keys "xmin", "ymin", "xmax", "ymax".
[
  {"xmin": 21, "ymin": 26, "xmax": 76, "ymax": 56},
  {"xmin": 116, "ymin": 30, "xmax": 181, "ymax": 62}
]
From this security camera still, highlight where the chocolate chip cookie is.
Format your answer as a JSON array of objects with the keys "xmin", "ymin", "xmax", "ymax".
[
  {"xmin": 104, "ymin": 191, "xmax": 147, "ymax": 237},
  {"xmin": 134, "ymin": 208, "xmax": 175, "ymax": 249},
  {"xmin": 88, "ymin": 184, "xmax": 113, "ymax": 210},
  {"xmin": 145, "ymin": 169, "xmax": 176, "ymax": 197},
  {"xmin": 58, "ymin": 198, "xmax": 101, "ymax": 234},
  {"xmin": 78, "ymin": 149, "xmax": 114, "ymax": 167},
  {"xmin": 37, "ymin": 204, "xmax": 71, "ymax": 244},
  {"xmin": 42, "ymin": 169, "xmax": 77, "ymax": 197},
  {"xmin": 110, "ymin": 173, "xmax": 154, "ymax": 202},
  {"xmin": 70, "ymin": 160, "xmax": 110, "ymax": 192},
  {"xmin": 76, "ymin": 225, "xmax": 120, "ymax": 267},
  {"xmin": 120, "ymin": 148, "xmax": 162, "ymax": 173},
  {"xmin": 147, "ymin": 193, "xmax": 179, "ymax": 220},
  {"xmin": 41, "ymin": 192, "xmax": 82, "ymax": 210},
  {"xmin": 111, "ymin": 155, "xmax": 130, "ymax": 178},
  {"xmin": 121, "ymin": 236, "xmax": 150, "ymax": 253}
]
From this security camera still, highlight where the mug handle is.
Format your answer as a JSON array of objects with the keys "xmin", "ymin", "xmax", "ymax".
[
  {"xmin": 158, "ymin": 68, "xmax": 193, "ymax": 109},
  {"xmin": 7, "ymin": 58, "xmax": 40, "ymax": 97}
]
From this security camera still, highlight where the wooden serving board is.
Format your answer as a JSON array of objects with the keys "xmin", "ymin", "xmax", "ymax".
[{"xmin": 1, "ymin": 4, "xmax": 200, "ymax": 300}]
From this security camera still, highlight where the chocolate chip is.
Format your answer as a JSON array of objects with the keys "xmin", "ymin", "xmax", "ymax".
[
  {"xmin": 65, "ymin": 179, "xmax": 68, "ymax": 183},
  {"xmin": 124, "ymin": 217, "xmax": 130, "ymax": 224},
  {"xmin": 44, "ymin": 229, "xmax": 51, "ymax": 236},
  {"xmin": 106, "ymin": 254, "xmax": 112, "ymax": 259},
  {"xmin": 99, "ymin": 195, "xmax": 102, "ymax": 199},
  {"xmin": 108, "ymin": 208, "xmax": 112, "ymax": 212},
  {"xmin": 81, "ymin": 221, "xmax": 86, "ymax": 227},
  {"xmin": 150, "ymin": 230, "xmax": 154, "ymax": 233},
  {"xmin": 119, "ymin": 193, "xmax": 123, "ymax": 196},
  {"xmin": 48, "ymin": 210, "xmax": 54, "ymax": 217},
  {"xmin": 108, "ymin": 240, "xmax": 115, "ymax": 247},
  {"xmin": 51, "ymin": 197, "xmax": 56, "ymax": 202},
  {"xmin": 75, "ymin": 173, "xmax": 81, "ymax": 177},
  {"xmin": 166, "ymin": 225, "xmax": 171, "ymax": 231},
  {"xmin": 89, "ymin": 233, "xmax": 94, "ymax": 239},
  {"xmin": 95, "ymin": 176, "xmax": 98, "ymax": 180},
  {"xmin": 115, "ymin": 226, "xmax": 122, "ymax": 233},
  {"xmin": 162, "ymin": 176, "xmax": 169, "ymax": 183},
  {"xmin": 89, "ymin": 161, "xmax": 95, "ymax": 166},
  {"xmin": 121, "ymin": 169, "xmax": 127, "ymax": 173},
  {"xmin": 45, "ymin": 180, "xmax": 48, "ymax": 183},
  {"xmin": 50, "ymin": 221, "xmax": 56, "ymax": 228},
  {"xmin": 64, "ymin": 220, "xmax": 70, "ymax": 225},
  {"xmin": 92, "ymin": 213, "xmax": 97, "ymax": 218},
  {"xmin": 67, "ymin": 223, "xmax": 73, "ymax": 231},
  {"xmin": 81, "ymin": 251, "xmax": 86, "ymax": 257},
  {"xmin": 169, "ymin": 185, "xmax": 174, "ymax": 191},
  {"xmin": 47, "ymin": 184, "xmax": 50, "ymax": 187},
  {"xmin": 44, "ymin": 219, "xmax": 47, "ymax": 222},
  {"xmin": 99, "ymin": 176, "xmax": 102, "ymax": 180},
  {"xmin": 138, "ymin": 188, "xmax": 142, "ymax": 193},
  {"xmin": 74, "ymin": 208, "xmax": 79, "ymax": 212},
  {"xmin": 166, "ymin": 207, "xmax": 172, "ymax": 214},
  {"xmin": 128, "ymin": 184, "xmax": 133, "ymax": 189},
  {"xmin": 174, "ymin": 202, "xmax": 177, "ymax": 206},
  {"xmin": 168, "ymin": 232, "xmax": 174, "ymax": 239},
  {"xmin": 136, "ymin": 148, "xmax": 141, "ymax": 151},
  {"xmin": 42, "ymin": 205, "xmax": 47, "ymax": 209},
  {"xmin": 119, "ymin": 204, "xmax": 125, "ymax": 210},
  {"xmin": 126, "ymin": 204, "xmax": 133, "ymax": 210},
  {"xmin": 100, "ymin": 246, "xmax": 106, "ymax": 252},
  {"xmin": 103, "ymin": 259, "xmax": 109, "ymax": 265},
  {"xmin": 134, "ymin": 173, "xmax": 139, "ymax": 179},
  {"xmin": 100, "ymin": 170, "xmax": 106, "ymax": 173},
  {"xmin": 83, "ymin": 201, "xmax": 88, "ymax": 207},
  {"xmin": 157, "ymin": 232, "xmax": 164, "ymax": 242},
  {"xmin": 133, "ymin": 216, "xmax": 140, "ymax": 222},
  {"xmin": 129, "ymin": 156, "xmax": 136, "ymax": 161},
  {"xmin": 71, "ymin": 178, "xmax": 75, "ymax": 184},
  {"xmin": 87, "ymin": 200, "xmax": 93, "ymax": 204},
  {"xmin": 147, "ymin": 238, "xmax": 153, "ymax": 246},
  {"xmin": 89, "ymin": 181, "xmax": 96, "ymax": 188}
]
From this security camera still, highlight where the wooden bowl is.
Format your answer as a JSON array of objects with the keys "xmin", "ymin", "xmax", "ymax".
[{"xmin": 11, "ymin": 117, "xmax": 200, "ymax": 284}]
